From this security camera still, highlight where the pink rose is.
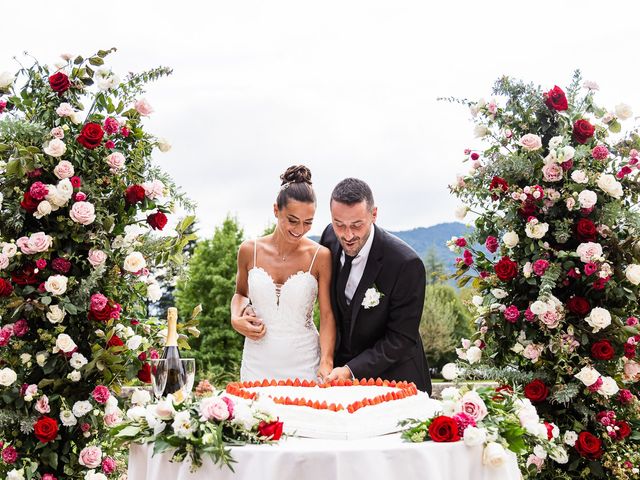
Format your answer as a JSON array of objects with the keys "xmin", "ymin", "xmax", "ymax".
[
  {"xmin": 50, "ymin": 127, "xmax": 65, "ymax": 139},
  {"xmin": 29, "ymin": 182, "xmax": 49, "ymax": 201},
  {"xmin": 103, "ymin": 117, "xmax": 120, "ymax": 135},
  {"xmin": 55, "ymin": 102, "xmax": 75, "ymax": 117},
  {"xmin": 485, "ymin": 236, "xmax": 498, "ymax": 253},
  {"xmin": 54, "ymin": 160, "xmax": 74, "ymax": 179},
  {"xmin": 78, "ymin": 445, "xmax": 102, "ymax": 469},
  {"xmin": 627, "ymin": 317, "xmax": 639, "ymax": 326},
  {"xmin": 540, "ymin": 310, "xmax": 560, "ymax": 329},
  {"xmin": 519, "ymin": 133, "xmax": 542, "ymax": 151},
  {"xmin": 42, "ymin": 474, "xmax": 57, "ymax": 480},
  {"xmin": 221, "ymin": 396, "xmax": 235, "ymax": 419},
  {"xmin": 35, "ymin": 395, "xmax": 51, "ymax": 414},
  {"xmin": 459, "ymin": 391, "xmax": 488, "ymax": 422},
  {"xmin": 523, "ymin": 344, "xmax": 543, "ymax": 362},
  {"xmin": 106, "ymin": 152, "xmax": 126, "ymax": 172},
  {"xmin": 17, "ymin": 232, "xmax": 53, "ymax": 255},
  {"xmin": 0, "ymin": 253, "xmax": 9, "ymax": 270},
  {"xmin": 542, "ymin": 163, "xmax": 563, "ymax": 182},
  {"xmin": 88, "ymin": 249, "xmax": 107, "ymax": 267},
  {"xmin": 102, "ymin": 456, "xmax": 117, "ymax": 474},
  {"xmin": 142, "ymin": 179, "xmax": 164, "ymax": 200},
  {"xmin": 92, "ymin": 385, "xmax": 111, "ymax": 404},
  {"xmin": 1, "ymin": 445, "xmax": 18, "ymax": 463},
  {"xmin": 503, "ymin": 305, "xmax": 520, "ymax": 323},
  {"xmin": 533, "ymin": 259, "xmax": 549, "ymax": 276},
  {"xmin": 0, "ymin": 327, "xmax": 12, "ymax": 347},
  {"xmin": 70, "ymin": 201, "xmax": 96, "ymax": 225},
  {"xmin": 623, "ymin": 360, "xmax": 640, "ymax": 382},
  {"xmin": 90, "ymin": 293, "xmax": 108, "ymax": 311},
  {"xmin": 134, "ymin": 98, "xmax": 154, "ymax": 116},
  {"xmin": 199, "ymin": 396, "xmax": 231, "ymax": 421},
  {"xmin": 103, "ymin": 412, "xmax": 123, "ymax": 427}
]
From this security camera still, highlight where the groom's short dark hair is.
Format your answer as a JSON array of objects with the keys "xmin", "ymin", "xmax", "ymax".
[{"xmin": 331, "ymin": 178, "xmax": 375, "ymax": 210}]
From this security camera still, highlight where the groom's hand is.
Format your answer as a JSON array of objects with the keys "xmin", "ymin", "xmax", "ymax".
[{"xmin": 325, "ymin": 366, "xmax": 353, "ymax": 382}]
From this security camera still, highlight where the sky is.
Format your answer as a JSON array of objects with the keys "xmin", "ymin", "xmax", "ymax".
[{"xmin": 2, "ymin": 0, "xmax": 640, "ymax": 238}]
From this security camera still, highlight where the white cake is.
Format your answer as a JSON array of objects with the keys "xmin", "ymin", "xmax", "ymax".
[{"xmin": 226, "ymin": 378, "xmax": 441, "ymax": 439}]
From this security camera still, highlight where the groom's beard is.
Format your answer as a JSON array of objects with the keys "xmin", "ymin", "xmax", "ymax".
[{"xmin": 339, "ymin": 226, "xmax": 372, "ymax": 257}]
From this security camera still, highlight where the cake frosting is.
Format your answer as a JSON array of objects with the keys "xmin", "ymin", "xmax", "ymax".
[{"xmin": 226, "ymin": 378, "xmax": 441, "ymax": 439}]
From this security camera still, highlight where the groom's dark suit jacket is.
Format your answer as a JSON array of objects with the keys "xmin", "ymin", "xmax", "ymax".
[{"xmin": 320, "ymin": 224, "xmax": 431, "ymax": 394}]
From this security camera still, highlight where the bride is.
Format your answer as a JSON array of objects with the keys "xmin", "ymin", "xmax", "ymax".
[{"xmin": 230, "ymin": 165, "xmax": 336, "ymax": 381}]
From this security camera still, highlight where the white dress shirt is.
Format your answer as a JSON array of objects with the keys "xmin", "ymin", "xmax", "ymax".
[{"xmin": 340, "ymin": 226, "xmax": 375, "ymax": 305}]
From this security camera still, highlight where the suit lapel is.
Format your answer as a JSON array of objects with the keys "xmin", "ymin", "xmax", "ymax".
[{"xmin": 349, "ymin": 225, "xmax": 384, "ymax": 337}]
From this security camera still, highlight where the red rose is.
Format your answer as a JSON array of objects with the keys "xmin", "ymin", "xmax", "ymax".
[
  {"xmin": 576, "ymin": 218, "xmax": 597, "ymax": 242},
  {"xmin": 107, "ymin": 334, "xmax": 124, "ymax": 348},
  {"xmin": 52, "ymin": 258, "xmax": 72, "ymax": 274},
  {"xmin": 566, "ymin": 296, "xmax": 591, "ymax": 316},
  {"xmin": 575, "ymin": 431, "xmax": 603, "ymax": 459},
  {"xmin": 489, "ymin": 176, "xmax": 509, "ymax": 200},
  {"xmin": 70, "ymin": 176, "xmax": 82, "ymax": 188},
  {"xmin": 0, "ymin": 278, "xmax": 13, "ymax": 297},
  {"xmin": 137, "ymin": 362, "xmax": 152, "ymax": 383},
  {"xmin": 77, "ymin": 123, "xmax": 105, "ymax": 149},
  {"xmin": 20, "ymin": 191, "xmax": 40, "ymax": 213},
  {"xmin": 147, "ymin": 212, "xmax": 168, "ymax": 230},
  {"xmin": 573, "ymin": 119, "xmax": 595, "ymax": 144},
  {"xmin": 591, "ymin": 339, "xmax": 615, "ymax": 361},
  {"xmin": 48, "ymin": 72, "xmax": 70, "ymax": 94},
  {"xmin": 125, "ymin": 185, "xmax": 146, "ymax": 205},
  {"xmin": 492, "ymin": 384, "xmax": 513, "ymax": 402},
  {"xmin": 616, "ymin": 421, "xmax": 631, "ymax": 440},
  {"xmin": 494, "ymin": 256, "xmax": 518, "ymax": 282},
  {"xmin": 544, "ymin": 85, "xmax": 568, "ymax": 111},
  {"xmin": 428, "ymin": 415, "xmax": 461, "ymax": 442},
  {"xmin": 258, "ymin": 419, "xmax": 284, "ymax": 440},
  {"xmin": 524, "ymin": 379, "xmax": 549, "ymax": 403},
  {"xmin": 485, "ymin": 236, "xmax": 498, "ymax": 253},
  {"xmin": 33, "ymin": 416, "xmax": 59, "ymax": 443}
]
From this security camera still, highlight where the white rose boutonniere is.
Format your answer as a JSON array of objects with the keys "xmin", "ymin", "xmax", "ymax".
[{"xmin": 362, "ymin": 286, "xmax": 383, "ymax": 309}]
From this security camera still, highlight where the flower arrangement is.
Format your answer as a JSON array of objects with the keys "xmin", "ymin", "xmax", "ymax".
[
  {"xmin": 111, "ymin": 385, "xmax": 284, "ymax": 471},
  {"xmin": 445, "ymin": 72, "xmax": 640, "ymax": 479},
  {"xmin": 0, "ymin": 49, "xmax": 198, "ymax": 479}
]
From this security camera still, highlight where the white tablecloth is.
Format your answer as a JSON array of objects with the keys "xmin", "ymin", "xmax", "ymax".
[{"xmin": 128, "ymin": 434, "xmax": 522, "ymax": 480}]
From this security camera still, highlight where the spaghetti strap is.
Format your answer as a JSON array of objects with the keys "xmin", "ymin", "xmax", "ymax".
[
  {"xmin": 253, "ymin": 238, "xmax": 258, "ymax": 268},
  {"xmin": 308, "ymin": 245, "xmax": 322, "ymax": 272}
]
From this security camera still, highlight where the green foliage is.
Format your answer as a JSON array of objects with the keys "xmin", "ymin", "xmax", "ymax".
[
  {"xmin": 424, "ymin": 247, "xmax": 447, "ymax": 285},
  {"xmin": 175, "ymin": 216, "xmax": 244, "ymax": 379}
]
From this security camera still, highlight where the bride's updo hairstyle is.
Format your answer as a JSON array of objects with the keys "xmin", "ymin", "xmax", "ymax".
[{"xmin": 276, "ymin": 165, "xmax": 316, "ymax": 209}]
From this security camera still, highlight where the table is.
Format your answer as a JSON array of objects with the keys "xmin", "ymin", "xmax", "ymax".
[{"xmin": 128, "ymin": 434, "xmax": 522, "ymax": 480}]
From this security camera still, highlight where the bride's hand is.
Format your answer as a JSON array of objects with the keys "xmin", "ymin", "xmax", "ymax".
[
  {"xmin": 317, "ymin": 359, "xmax": 333, "ymax": 383},
  {"xmin": 231, "ymin": 313, "xmax": 266, "ymax": 341}
]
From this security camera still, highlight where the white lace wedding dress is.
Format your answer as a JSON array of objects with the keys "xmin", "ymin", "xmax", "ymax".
[{"xmin": 240, "ymin": 239, "xmax": 321, "ymax": 381}]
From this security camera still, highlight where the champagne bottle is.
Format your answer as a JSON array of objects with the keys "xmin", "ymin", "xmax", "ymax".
[{"xmin": 162, "ymin": 307, "xmax": 185, "ymax": 401}]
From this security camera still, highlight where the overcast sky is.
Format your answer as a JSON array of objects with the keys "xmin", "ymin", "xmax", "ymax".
[{"xmin": 2, "ymin": 1, "xmax": 640, "ymax": 238}]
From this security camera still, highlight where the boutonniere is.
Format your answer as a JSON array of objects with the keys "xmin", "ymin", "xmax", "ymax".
[{"xmin": 362, "ymin": 286, "xmax": 383, "ymax": 309}]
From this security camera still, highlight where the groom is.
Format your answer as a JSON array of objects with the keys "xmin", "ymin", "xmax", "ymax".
[{"xmin": 321, "ymin": 178, "xmax": 431, "ymax": 394}]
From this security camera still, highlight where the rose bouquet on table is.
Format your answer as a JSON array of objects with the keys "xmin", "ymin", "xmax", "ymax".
[
  {"xmin": 402, "ymin": 385, "xmax": 567, "ymax": 472},
  {"xmin": 111, "ymin": 384, "xmax": 284, "ymax": 471},
  {"xmin": 443, "ymin": 72, "xmax": 640, "ymax": 479},
  {"xmin": 0, "ymin": 49, "xmax": 198, "ymax": 479}
]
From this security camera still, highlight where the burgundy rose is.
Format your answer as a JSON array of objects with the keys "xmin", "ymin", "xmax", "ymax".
[
  {"xmin": 485, "ymin": 236, "xmax": 498, "ymax": 253},
  {"xmin": 591, "ymin": 340, "xmax": 615, "ymax": 361},
  {"xmin": 33, "ymin": 416, "xmax": 59, "ymax": 443},
  {"xmin": 12, "ymin": 319, "xmax": 28, "ymax": 337},
  {"xmin": 489, "ymin": 176, "xmax": 509, "ymax": 200},
  {"xmin": 524, "ymin": 379, "xmax": 549, "ymax": 403},
  {"xmin": 428, "ymin": 415, "xmax": 461, "ymax": 442},
  {"xmin": 565, "ymin": 296, "xmax": 591, "ymax": 316},
  {"xmin": 51, "ymin": 258, "xmax": 72, "ymax": 274},
  {"xmin": 77, "ymin": 123, "xmax": 104, "ymax": 149},
  {"xmin": 125, "ymin": 185, "xmax": 146, "ymax": 205},
  {"xmin": 147, "ymin": 211, "xmax": 168, "ymax": 230},
  {"xmin": 11, "ymin": 263, "xmax": 39, "ymax": 286},
  {"xmin": 137, "ymin": 362, "xmax": 152, "ymax": 383},
  {"xmin": 616, "ymin": 421, "xmax": 631, "ymax": 440},
  {"xmin": 0, "ymin": 278, "xmax": 13, "ymax": 297},
  {"xmin": 48, "ymin": 72, "xmax": 70, "ymax": 94},
  {"xmin": 494, "ymin": 256, "xmax": 518, "ymax": 282},
  {"xmin": 575, "ymin": 431, "xmax": 603, "ymax": 459},
  {"xmin": 20, "ymin": 191, "xmax": 40, "ymax": 213},
  {"xmin": 573, "ymin": 119, "xmax": 595, "ymax": 144},
  {"xmin": 544, "ymin": 85, "xmax": 568, "ymax": 111},
  {"xmin": 576, "ymin": 218, "xmax": 597, "ymax": 242},
  {"xmin": 518, "ymin": 200, "xmax": 538, "ymax": 219},
  {"xmin": 90, "ymin": 304, "xmax": 113, "ymax": 322},
  {"xmin": 258, "ymin": 419, "xmax": 284, "ymax": 440}
]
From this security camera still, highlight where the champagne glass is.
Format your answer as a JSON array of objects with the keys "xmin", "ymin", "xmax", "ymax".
[
  {"xmin": 150, "ymin": 359, "xmax": 168, "ymax": 400},
  {"xmin": 180, "ymin": 358, "xmax": 196, "ymax": 400}
]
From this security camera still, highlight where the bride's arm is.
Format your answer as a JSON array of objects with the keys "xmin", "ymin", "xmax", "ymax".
[
  {"xmin": 315, "ymin": 247, "xmax": 336, "ymax": 379},
  {"xmin": 230, "ymin": 241, "xmax": 266, "ymax": 341}
]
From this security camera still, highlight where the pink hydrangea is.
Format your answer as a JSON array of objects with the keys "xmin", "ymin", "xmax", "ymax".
[
  {"xmin": 103, "ymin": 117, "xmax": 120, "ymax": 135},
  {"xmin": 92, "ymin": 385, "xmax": 110, "ymax": 404},
  {"xmin": 1, "ymin": 445, "xmax": 18, "ymax": 463},
  {"xmin": 29, "ymin": 181, "xmax": 49, "ymax": 201}
]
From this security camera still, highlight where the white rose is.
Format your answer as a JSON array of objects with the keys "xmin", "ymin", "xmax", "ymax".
[
  {"xmin": 598, "ymin": 376, "xmax": 619, "ymax": 397},
  {"xmin": 70, "ymin": 352, "xmax": 88, "ymax": 369},
  {"xmin": 533, "ymin": 445, "xmax": 547, "ymax": 460},
  {"xmin": 85, "ymin": 472, "xmax": 108, "ymax": 480},
  {"xmin": 7, "ymin": 469, "xmax": 25, "ymax": 480},
  {"xmin": 463, "ymin": 426, "xmax": 488, "ymax": 447},
  {"xmin": 36, "ymin": 352, "xmax": 49, "ymax": 367},
  {"xmin": 45, "ymin": 275, "xmax": 68, "ymax": 296},
  {"xmin": 440, "ymin": 387, "xmax": 462, "ymax": 401},
  {"xmin": 34, "ymin": 200, "xmax": 53, "ymax": 219},
  {"xmin": 563, "ymin": 431, "xmax": 578, "ymax": 447},
  {"xmin": 571, "ymin": 170, "xmax": 588, "ymax": 184},
  {"xmin": 57, "ymin": 178, "xmax": 74, "ymax": 201},
  {"xmin": 597, "ymin": 173, "xmax": 623, "ymax": 199},
  {"xmin": 466, "ymin": 346, "xmax": 482, "ymax": 364},
  {"xmin": 558, "ymin": 146, "xmax": 575, "ymax": 163},
  {"xmin": 154, "ymin": 397, "xmax": 176, "ymax": 420},
  {"xmin": 131, "ymin": 389, "xmax": 152, "ymax": 406},
  {"xmin": 0, "ymin": 71, "xmax": 15, "ymax": 88},
  {"xmin": 55, "ymin": 333, "xmax": 77, "ymax": 353},
  {"xmin": 20, "ymin": 353, "xmax": 32, "ymax": 364},
  {"xmin": 157, "ymin": 138, "xmax": 172, "ymax": 152},
  {"xmin": 525, "ymin": 221, "xmax": 549, "ymax": 239},
  {"xmin": 68, "ymin": 370, "xmax": 82, "ymax": 382},
  {"xmin": 578, "ymin": 190, "xmax": 597, "ymax": 209},
  {"xmin": 490, "ymin": 288, "xmax": 508, "ymax": 299},
  {"xmin": 519, "ymin": 133, "xmax": 543, "ymax": 151},
  {"xmin": 585, "ymin": 307, "xmax": 611, "ymax": 333},
  {"xmin": 441, "ymin": 363, "xmax": 459, "ymax": 380},
  {"xmin": 548, "ymin": 136, "xmax": 564, "ymax": 149},
  {"xmin": 3, "ymin": 243, "xmax": 17, "ymax": 257},
  {"xmin": 483, "ymin": 442, "xmax": 507, "ymax": 468},
  {"xmin": 615, "ymin": 103, "xmax": 633, "ymax": 120},
  {"xmin": 47, "ymin": 304, "xmax": 67, "ymax": 324},
  {"xmin": 123, "ymin": 252, "xmax": 146, "ymax": 273},
  {"xmin": 575, "ymin": 366, "xmax": 601, "ymax": 387},
  {"xmin": 530, "ymin": 300, "xmax": 549, "ymax": 315},
  {"xmin": 625, "ymin": 265, "xmax": 640, "ymax": 285},
  {"xmin": 126, "ymin": 335, "xmax": 143, "ymax": 351},
  {"xmin": 60, "ymin": 410, "xmax": 78, "ymax": 426},
  {"xmin": 43, "ymin": 138, "xmax": 67, "ymax": 157},
  {"xmin": 147, "ymin": 283, "xmax": 162, "ymax": 302},
  {"xmin": 502, "ymin": 231, "xmax": 519, "ymax": 248},
  {"xmin": 0, "ymin": 367, "xmax": 18, "ymax": 386},
  {"xmin": 454, "ymin": 205, "xmax": 468, "ymax": 220},
  {"xmin": 549, "ymin": 446, "xmax": 569, "ymax": 464},
  {"xmin": 72, "ymin": 400, "xmax": 93, "ymax": 417}
]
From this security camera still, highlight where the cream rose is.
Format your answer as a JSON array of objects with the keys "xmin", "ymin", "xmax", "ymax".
[
  {"xmin": 54, "ymin": 160, "xmax": 75, "ymax": 179},
  {"xmin": 525, "ymin": 220, "xmax": 549, "ymax": 239},
  {"xmin": 45, "ymin": 275, "xmax": 68, "ymax": 296},
  {"xmin": 46, "ymin": 304, "xmax": 66, "ymax": 324},
  {"xmin": 575, "ymin": 366, "xmax": 601, "ymax": 386},
  {"xmin": 585, "ymin": 307, "xmax": 611, "ymax": 333},
  {"xmin": 34, "ymin": 200, "xmax": 53, "ymax": 219},
  {"xmin": 615, "ymin": 103, "xmax": 633, "ymax": 120},
  {"xmin": 55, "ymin": 333, "xmax": 77, "ymax": 353},
  {"xmin": 0, "ymin": 71, "xmax": 15, "ymax": 88},
  {"xmin": 483, "ymin": 442, "xmax": 508, "ymax": 468},
  {"xmin": 147, "ymin": 282, "xmax": 162, "ymax": 302},
  {"xmin": 626, "ymin": 264, "xmax": 640, "ymax": 285},
  {"xmin": 70, "ymin": 201, "xmax": 96, "ymax": 225},
  {"xmin": 502, "ymin": 231, "xmax": 519, "ymax": 248},
  {"xmin": 466, "ymin": 346, "xmax": 482, "ymax": 364},
  {"xmin": 597, "ymin": 173, "xmax": 623, "ymax": 199},
  {"xmin": 0, "ymin": 367, "xmax": 17, "ymax": 386},
  {"xmin": 43, "ymin": 138, "xmax": 67, "ymax": 157},
  {"xmin": 598, "ymin": 376, "xmax": 619, "ymax": 397},
  {"xmin": 3, "ymin": 243, "xmax": 17, "ymax": 257},
  {"xmin": 157, "ymin": 138, "xmax": 172, "ymax": 152},
  {"xmin": 519, "ymin": 134, "xmax": 542, "ymax": 151},
  {"xmin": 123, "ymin": 252, "xmax": 147, "ymax": 273}
]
